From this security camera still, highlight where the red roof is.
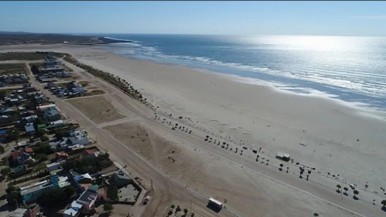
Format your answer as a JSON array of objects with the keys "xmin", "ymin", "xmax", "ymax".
[
  {"xmin": 10, "ymin": 151, "xmax": 21, "ymax": 160},
  {"xmin": 24, "ymin": 147, "xmax": 34, "ymax": 154},
  {"xmin": 82, "ymin": 149, "xmax": 96, "ymax": 156},
  {"xmin": 56, "ymin": 151, "xmax": 68, "ymax": 158}
]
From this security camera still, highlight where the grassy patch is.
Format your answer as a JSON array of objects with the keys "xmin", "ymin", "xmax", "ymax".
[
  {"xmin": 0, "ymin": 52, "xmax": 47, "ymax": 61},
  {"xmin": 0, "ymin": 63, "xmax": 27, "ymax": 74}
]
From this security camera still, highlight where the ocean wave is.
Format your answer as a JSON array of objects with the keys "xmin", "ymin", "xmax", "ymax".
[{"xmin": 107, "ymin": 38, "xmax": 386, "ymax": 103}]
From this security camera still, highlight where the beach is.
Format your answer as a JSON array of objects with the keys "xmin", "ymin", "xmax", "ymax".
[
  {"xmin": 75, "ymin": 45, "xmax": 386, "ymax": 186},
  {"xmin": 1, "ymin": 44, "xmax": 386, "ymax": 216}
]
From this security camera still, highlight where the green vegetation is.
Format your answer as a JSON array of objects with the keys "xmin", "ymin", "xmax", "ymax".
[
  {"xmin": 103, "ymin": 203, "xmax": 113, "ymax": 211},
  {"xmin": 64, "ymin": 55, "xmax": 155, "ymax": 109},
  {"xmin": 37, "ymin": 185, "xmax": 75, "ymax": 207},
  {"xmin": 0, "ymin": 52, "xmax": 63, "ymax": 61},
  {"xmin": 6, "ymin": 184, "xmax": 21, "ymax": 205},
  {"xmin": 107, "ymin": 185, "xmax": 119, "ymax": 201},
  {"xmin": 63, "ymin": 153, "xmax": 113, "ymax": 174},
  {"xmin": 1, "ymin": 167, "xmax": 11, "ymax": 176},
  {"xmin": 33, "ymin": 142, "xmax": 53, "ymax": 155},
  {"xmin": 35, "ymin": 153, "xmax": 48, "ymax": 162},
  {"xmin": 0, "ymin": 145, "xmax": 4, "ymax": 154}
]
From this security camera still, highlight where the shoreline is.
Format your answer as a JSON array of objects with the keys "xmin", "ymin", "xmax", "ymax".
[
  {"xmin": 103, "ymin": 41, "xmax": 386, "ymax": 114},
  {"xmin": 103, "ymin": 43, "xmax": 386, "ymax": 120}
]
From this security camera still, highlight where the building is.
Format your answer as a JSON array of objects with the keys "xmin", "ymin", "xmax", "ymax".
[
  {"xmin": 68, "ymin": 129, "xmax": 89, "ymax": 145},
  {"xmin": 46, "ymin": 162, "xmax": 62, "ymax": 173},
  {"xmin": 25, "ymin": 123, "xmax": 36, "ymax": 135},
  {"xmin": 43, "ymin": 106, "xmax": 61, "ymax": 121},
  {"xmin": 0, "ymin": 129, "xmax": 8, "ymax": 143},
  {"xmin": 63, "ymin": 185, "xmax": 99, "ymax": 217},
  {"xmin": 81, "ymin": 149, "xmax": 99, "ymax": 159},
  {"xmin": 20, "ymin": 175, "xmax": 71, "ymax": 204},
  {"xmin": 76, "ymin": 185, "xmax": 98, "ymax": 214},
  {"xmin": 63, "ymin": 201, "xmax": 82, "ymax": 217},
  {"xmin": 109, "ymin": 171, "xmax": 132, "ymax": 188},
  {"xmin": 9, "ymin": 165, "xmax": 28, "ymax": 177},
  {"xmin": 9, "ymin": 149, "xmax": 35, "ymax": 166}
]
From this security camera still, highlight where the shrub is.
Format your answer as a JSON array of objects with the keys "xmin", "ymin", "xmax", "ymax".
[
  {"xmin": 1, "ymin": 168, "xmax": 11, "ymax": 176},
  {"xmin": 103, "ymin": 203, "xmax": 113, "ymax": 211},
  {"xmin": 35, "ymin": 153, "xmax": 48, "ymax": 162},
  {"xmin": 41, "ymin": 136, "xmax": 49, "ymax": 142},
  {"xmin": 107, "ymin": 186, "xmax": 119, "ymax": 201},
  {"xmin": 0, "ymin": 146, "xmax": 4, "ymax": 154}
]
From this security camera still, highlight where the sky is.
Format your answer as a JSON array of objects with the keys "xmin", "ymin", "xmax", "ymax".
[{"xmin": 1, "ymin": 1, "xmax": 386, "ymax": 36}]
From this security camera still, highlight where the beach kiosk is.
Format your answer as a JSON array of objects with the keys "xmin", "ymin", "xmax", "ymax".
[
  {"xmin": 207, "ymin": 197, "xmax": 223, "ymax": 213},
  {"xmin": 276, "ymin": 152, "xmax": 291, "ymax": 162}
]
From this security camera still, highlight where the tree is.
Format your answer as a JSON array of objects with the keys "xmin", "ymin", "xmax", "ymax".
[
  {"xmin": 1, "ymin": 168, "xmax": 11, "ymax": 176},
  {"xmin": 176, "ymin": 205, "xmax": 181, "ymax": 213},
  {"xmin": 0, "ymin": 146, "xmax": 4, "ymax": 154},
  {"xmin": 35, "ymin": 153, "xmax": 48, "ymax": 162},
  {"xmin": 41, "ymin": 136, "xmax": 49, "ymax": 142},
  {"xmin": 107, "ymin": 186, "xmax": 118, "ymax": 201},
  {"xmin": 37, "ymin": 186, "xmax": 74, "ymax": 206},
  {"xmin": 30, "ymin": 64, "xmax": 40, "ymax": 74},
  {"xmin": 103, "ymin": 203, "xmax": 113, "ymax": 211},
  {"xmin": 6, "ymin": 184, "xmax": 21, "ymax": 204}
]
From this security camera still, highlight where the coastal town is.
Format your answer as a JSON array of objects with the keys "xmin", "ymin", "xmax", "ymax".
[{"xmin": 0, "ymin": 53, "xmax": 148, "ymax": 217}]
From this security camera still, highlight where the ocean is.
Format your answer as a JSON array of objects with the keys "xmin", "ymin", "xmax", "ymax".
[{"xmin": 101, "ymin": 34, "xmax": 386, "ymax": 110}]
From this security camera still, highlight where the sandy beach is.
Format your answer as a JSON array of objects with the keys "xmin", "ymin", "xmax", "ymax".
[
  {"xmin": 74, "ymin": 45, "xmax": 386, "ymax": 186},
  {"xmin": 2, "ymin": 44, "xmax": 386, "ymax": 216}
]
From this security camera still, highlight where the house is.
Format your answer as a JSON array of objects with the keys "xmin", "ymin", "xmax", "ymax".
[
  {"xmin": 63, "ymin": 200, "xmax": 82, "ymax": 217},
  {"xmin": 76, "ymin": 185, "xmax": 98, "ymax": 214},
  {"xmin": 43, "ymin": 106, "xmax": 61, "ymax": 121},
  {"xmin": 20, "ymin": 175, "xmax": 71, "ymax": 204},
  {"xmin": 39, "ymin": 66, "xmax": 64, "ymax": 74},
  {"xmin": 10, "ymin": 165, "xmax": 28, "ymax": 177},
  {"xmin": 9, "ymin": 150, "xmax": 34, "ymax": 166},
  {"xmin": 24, "ymin": 147, "xmax": 34, "ymax": 155},
  {"xmin": 38, "ymin": 103, "xmax": 56, "ymax": 111},
  {"xmin": 46, "ymin": 162, "xmax": 62, "ymax": 173},
  {"xmin": 23, "ymin": 115, "xmax": 38, "ymax": 123},
  {"xmin": 74, "ymin": 173, "xmax": 93, "ymax": 185},
  {"xmin": 0, "ymin": 115, "xmax": 17, "ymax": 127},
  {"xmin": 25, "ymin": 123, "xmax": 36, "ymax": 135},
  {"xmin": 55, "ymin": 151, "xmax": 69, "ymax": 160},
  {"xmin": 81, "ymin": 149, "xmax": 99, "ymax": 159},
  {"xmin": 68, "ymin": 129, "xmax": 89, "ymax": 146},
  {"xmin": 67, "ymin": 144, "xmax": 85, "ymax": 152},
  {"xmin": 49, "ymin": 120, "xmax": 65, "ymax": 128},
  {"xmin": 109, "ymin": 171, "xmax": 132, "ymax": 188},
  {"xmin": 0, "ymin": 129, "xmax": 8, "ymax": 143}
]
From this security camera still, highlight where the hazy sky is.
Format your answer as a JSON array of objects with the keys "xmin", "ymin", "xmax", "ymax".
[{"xmin": 1, "ymin": 1, "xmax": 386, "ymax": 36}]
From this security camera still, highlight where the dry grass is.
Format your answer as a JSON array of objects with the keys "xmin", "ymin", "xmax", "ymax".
[
  {"xmin": 68, "ymin": 95, "xmax": 125, "ymax": 123},
  {"xmin": 0, "ymin": 63, "xmax": 27, "ymax": 74},
  {"xmin": 104, "ymin": 122, "xmax": 155, "ymax": 161}
]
